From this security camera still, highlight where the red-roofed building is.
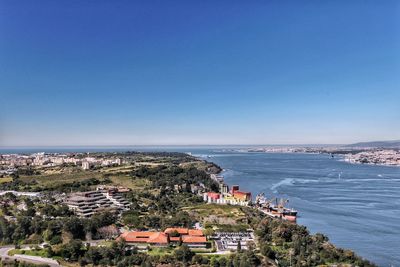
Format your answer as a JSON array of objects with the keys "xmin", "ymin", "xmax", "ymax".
[
  {"xmin": 188, "ymin": 229, "xmax": 204, "ymax": 236},
  {"xmin": 119, "ymin": 231, "xmax": 168, "ymax": 247},
  {"xmin": 119, "ymin": 228, "xmax": 207, "ymax": 248},
  {"xmin": 169, "ymin": 236, "xmax": 181, "ymax": 243},
  {"xmin": 203, "ymin": 185, "xmax": 252, "ymax": 206},
  {"xmin": 164, "ymin": 227, "xmax": 189, "ymax": 235},
  {"xmin": 207, "ymin": 192, "xmax": 220, "ymax": 200},
  {"xmin": 147, "ymin": 232, "xmax": 169, "ymax": 245},
  {"xmin": 182, "ymin": 235, "xmax": 207, "ymax": 248}
]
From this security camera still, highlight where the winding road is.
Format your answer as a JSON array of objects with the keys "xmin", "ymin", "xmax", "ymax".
[{"xmin": 0, "ymin": 245, "xmax": 60, "ymax": 267}]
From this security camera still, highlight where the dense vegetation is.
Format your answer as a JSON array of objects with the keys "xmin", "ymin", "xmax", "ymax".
[
  {"xmin": 0, "ymin": 195, "xmax": 116, "ymax": 246},
  {"xmin": 132, "ymin": 165, "xmax": 219, "ymax": 191}
]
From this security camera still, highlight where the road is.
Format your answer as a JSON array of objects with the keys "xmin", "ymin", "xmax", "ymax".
[{"xmin": 0, "ymin": 245, "xmax": 60, "ymax": 267}]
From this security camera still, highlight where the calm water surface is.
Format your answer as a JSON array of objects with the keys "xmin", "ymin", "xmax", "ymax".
[{"xmin": 194, "ymin": 151, "xmax": 400, "ymax": 267}]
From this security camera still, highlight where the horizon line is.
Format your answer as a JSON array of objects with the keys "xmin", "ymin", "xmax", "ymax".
[{"xmin": 0, "ymin": 143, "xmax": 357, "ymax": 148}]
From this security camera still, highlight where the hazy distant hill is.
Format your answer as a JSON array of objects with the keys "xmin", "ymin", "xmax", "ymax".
[{"xmin": 346, "ymin": 140, "xmax": 400, "ymax": 148}]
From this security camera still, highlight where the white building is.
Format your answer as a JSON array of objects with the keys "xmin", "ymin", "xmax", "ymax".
[{"xmin": 82, "ymin": 161, "xmax": 91, "ymax": 170}]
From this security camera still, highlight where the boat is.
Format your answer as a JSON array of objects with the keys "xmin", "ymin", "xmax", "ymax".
[{"xmin": 255, "ymin": 194, "xmax": 298, "ymax": 222}]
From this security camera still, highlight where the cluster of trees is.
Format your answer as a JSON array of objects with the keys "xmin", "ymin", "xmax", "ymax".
[
  {"xmin": 132, "ymin": 165, "xmax": 219, "ymax": 192},
  {"xmin": 14, "ymin": 168, "xmax": 41, "ymax": 176},
  {"xmin": 36, "ymin": 177, "xmax": 112, "ymax": 193},
  {"xmin": 0, "ymin": 261, "xmax": 49, "ymax": 267},
  {"xmin": 0, "ymin": 207, "xmax": 117, "ymax": 245},
  {"xmin": 0, "ymin": 176, "xmax": 110, "ymax": 193},
  {"xmin": 122, "ymin": 209, "xmax": 194, "ymax": 230},
  {"xmin": 119, "ymin": 164, "xmax": 220, "ymax": 231},
  {"xmin": 255, "ymin": 217, "xmax": 376, "ymax": 267},
  {"xmin": 54, "ymin": 240, "xmax": 262, "ymax": 267},
  {"xmin": 0, "ymin": 176, "xmax": 35, "ymax": 191},
  {"xmin": 123, "ymin": 151, "xmax": 195, "ymax": 163}
]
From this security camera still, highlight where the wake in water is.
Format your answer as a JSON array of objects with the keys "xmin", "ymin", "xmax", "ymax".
[{"xmin": 270, "ymin": 178, "xmax": 295, "ymax": 192}]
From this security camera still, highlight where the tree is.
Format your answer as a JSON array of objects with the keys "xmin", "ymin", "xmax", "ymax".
[
  {"xmin": 174, "ymin": 245, "xmax": 194, "ymax": 263},
  {"xmin": 64, "ymin": 217, "xmax": 85, "ymax": 239},
  {"xmin": 237, "ymin": 241, "xmax": 241, "ymax": 252},
  {"xmin": 85, "ymin": 246, "xmax": 102, "ymax": 265},
  {"xmin": 61, "ymin": 240, "xmax": 84, "ymax": 261},
  {"xmin": 261, "ymin": 244, "xmax": 275, "ymax": 260},
  {"xmin": 122, "ymin": 211, "xmax": 142, "ymax": 228}
]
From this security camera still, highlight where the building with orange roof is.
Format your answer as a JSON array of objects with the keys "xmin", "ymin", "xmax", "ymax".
[
  {"xmin": 147, "ymin": 232, "xmax": 169, "ymax": 245},
  {"xmin": 182, "ymin": 235, "xmax": 207, "ymax": 248},
  {"xmin": 188, "ymin": 229, "xmax": 204, "ymax": 236},
  {"xmin": 119, "ymin": 228, "xmax": 207, "ymax": 248},
  {"xmin": 233, "ymin": 191, "xmax": 252, "ymax": 202},
  {"xmin": 119, "ymin": 231, "xmax": 168, "ymax": 247},
  {"xmin": 169, "ymin": 236, "xmax": 181, "ymax": 243},
  {"xmin": 164, "ymin": 227, "xmax": 189, "ymax": 235},
  {"xmin": 203, "ymin": 185, "xmax": 252, "ymax": 206}
]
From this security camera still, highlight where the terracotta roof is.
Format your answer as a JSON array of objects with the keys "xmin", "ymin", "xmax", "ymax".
[
  {"xmin": 182, "ymin": 235, "xmax": 207, "ymax": 243},
  {"xmin": 207, "ymin": 192, "xmax": 220, "ymax": 199},
  {"xmin": 119, "ymin": 229, "xmax": 205, "ymax": 245},
  {"xmin": 233, "ymin": 191, "xmax": 251, "ymax": 200},
  {"xmin": 234, "ymin": 191, "xmax": 251, "ymax": 196},
  {"xmin": 147, "ymin": 232, "xmax": 169, "ymax": 244},
  {"xmin": 164, "ymin": 227, "xmax": 189, "ymax": 235},
  {"xmin": 188, "ymin": 229, "xmax": 204, "ymax": 236},
  {"xmin": 119, "ymin": 231, "xmax": 159, "ymax": 243}
]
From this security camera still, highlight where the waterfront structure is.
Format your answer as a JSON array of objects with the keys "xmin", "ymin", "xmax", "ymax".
[
  {"xmin": 231, "ymin": 185, "xmax": 252, "ymax": 202},
  {"xmin": 203, "ymin": 185, "xmax": 252, "ymax": 206},
  {"xmin": 345, "ymin": 150, "xmax": 400, "ymax": 166},
  {"xmin": 220, "ymin": 183, "xmax": 229, "ymax": 194}
]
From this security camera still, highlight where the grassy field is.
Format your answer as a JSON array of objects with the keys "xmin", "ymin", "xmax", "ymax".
[
  {"xmin": 184, "ymin": 203, "xmax": 246, "ymax": 218},
  {"xmin": 99, "ymin": 165, "xmax": 135, "ymax": 173},
  {"xmin": 0, "ymin": 176, "xmax": 13, "ymax": 184},
  {"xmin": 147, "ymin": 247, "xmax": 174, "ymax": 256},
  {"xmin": 19, "ymin": 166, "xmax": 151, "ymax": 190},
  {"xmin": 19, "ymin": 171, "xmax": 105, "ymax": 187},
  {"xmin": 183, "ymin": 203, "xmax": 248, "ymax": 226},
  {"xmin": 109, "ymin": 175, "xmax": 151, "ymax": 190},
  {"xmin": 8, "ymin": 248, "xmax": 49, "ymax": 257}
]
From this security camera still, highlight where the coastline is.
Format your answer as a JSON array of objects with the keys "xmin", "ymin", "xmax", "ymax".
[
  {"xmin": 197, "ymin": 151, "xmax": 400, "ymax": 266},
  {"xmin": 201, "ymin": 157, "xmax": 377, "ymax": 266}
]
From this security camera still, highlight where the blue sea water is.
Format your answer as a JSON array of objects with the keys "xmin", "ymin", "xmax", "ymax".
[
  {"xmin": 1, "ymin": 146, "xmax": 399, "ymax": 266},
  {"xmin": 194, "ymin": 150, "xmax": 400, "ymax": 267}
]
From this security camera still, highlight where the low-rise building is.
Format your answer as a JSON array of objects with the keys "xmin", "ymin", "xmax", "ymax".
[
  {"xmin": 203, "ymin": 185, "xmax": 252, "ymax": 206},
  {"xmin": 212, "ymin": 231, "xmax": 255, "ymax": 251},
  {"xmin": 119, "ymin": 228, "xmax": 207, "ymax": 248}
]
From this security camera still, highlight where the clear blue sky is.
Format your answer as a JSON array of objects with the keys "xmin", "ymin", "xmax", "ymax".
[{"xmin": 1, "ymin": 1, "xmax": 399, "ymax": 146}]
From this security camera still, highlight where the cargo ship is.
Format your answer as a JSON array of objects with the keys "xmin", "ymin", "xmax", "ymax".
[{"xmin": 255, "ymin": 193, "xmax": 298, "ymax": 222}]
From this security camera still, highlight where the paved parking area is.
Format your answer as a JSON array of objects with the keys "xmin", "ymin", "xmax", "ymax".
[{"xmin": 212, "ymin": 231, "xmax": 255, "ymax": 251}]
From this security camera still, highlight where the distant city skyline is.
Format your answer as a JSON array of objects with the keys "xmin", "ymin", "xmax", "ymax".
[{"xmin": 1, "ymin": 1, "xmax": 399, "ymax": 146}]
